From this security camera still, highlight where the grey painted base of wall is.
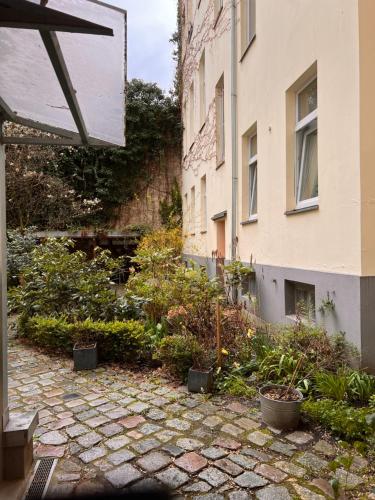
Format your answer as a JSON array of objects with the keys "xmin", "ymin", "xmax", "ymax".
[{"xmin": 184, "ymin": 254, "xmax": 375, "ymax": 373}]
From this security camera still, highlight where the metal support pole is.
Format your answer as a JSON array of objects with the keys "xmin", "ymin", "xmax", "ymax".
[{"xmin": 0, "ymin": 136, "xmax": 9, "ymax": 481}]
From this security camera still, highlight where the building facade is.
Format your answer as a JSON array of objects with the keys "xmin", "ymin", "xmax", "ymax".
[{"xmin": 180, "ymin": 0, "xmax": 375, "ymax": 371}]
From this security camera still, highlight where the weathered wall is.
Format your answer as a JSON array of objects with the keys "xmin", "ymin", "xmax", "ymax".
[{"xmin": 111, "ymin": 147, "xmax": 181, "ymax": 229}]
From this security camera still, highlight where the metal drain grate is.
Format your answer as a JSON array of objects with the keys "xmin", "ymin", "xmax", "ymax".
[{"xmin": 24, "ymin": 458, "xmax": 57, "ymax": 500}]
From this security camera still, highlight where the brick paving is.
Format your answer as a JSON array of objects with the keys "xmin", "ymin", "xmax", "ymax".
[{"xmin": 9, "ymin": 338, "xmax": 374, "ymax": 499}]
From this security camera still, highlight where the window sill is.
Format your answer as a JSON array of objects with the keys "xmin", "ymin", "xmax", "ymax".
[
  {"xmin": 241, "ymin": 218, "xmax": 258, "ymax": 226},
  {"xmin": 285, "ymin": 205, "xmax": 318, "ymax": 216},
  {"xmin": 240, "ymin": 34, "xmax": 256, "ymax": 63},
  {"xmin": 190, "ymin": 233, "xmax": 196, "ymax": 236},
  {"xmin": 216, "ymin": 160, "xmax": 225, "ymax": 170},
  {"xmin": 200, "ymin": 230, "xmax": 207, "ymax": 234},
  {"xmin": 189, "ymin": 140, "xmax": 196, "ymax": 152}
]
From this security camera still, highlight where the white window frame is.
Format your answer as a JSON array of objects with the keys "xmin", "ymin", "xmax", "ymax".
[
  {"xmin": 216, "ymin": 77, "xmax": 225, "ymax": 164},
  {"xmin": 248, "ymin": 132, "xmax": 257, "ymax": 220},
  {"xmin": 295, "ymin": 78, "xmax": 318, "ymax": 210},
  {"xmin": 200, "ymin": 175, "xmax": 207, "ymax": 232}
]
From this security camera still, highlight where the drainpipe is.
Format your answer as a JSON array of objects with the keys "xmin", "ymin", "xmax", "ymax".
[
  {"xmin": 230, "ymin": 0, "xmax": 238, "ymax": 303},
  {"xmin": 230, "ymin": 0, "xmax": 238, "ymax": 263}
]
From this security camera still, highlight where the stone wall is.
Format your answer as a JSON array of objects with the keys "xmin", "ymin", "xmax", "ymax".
[{"xmin": 111, "ymin": 147, "xmax": 181, "ymax": 230}]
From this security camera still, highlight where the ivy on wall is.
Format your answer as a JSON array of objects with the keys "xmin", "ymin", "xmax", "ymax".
[{"xmin": 47, "ymin": 79, "xmax": 182, "ymax": 221}]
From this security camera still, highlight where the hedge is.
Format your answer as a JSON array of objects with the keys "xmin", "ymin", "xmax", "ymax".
[{"xmin": 20, "ymin": 316, "xmax": 149, "ymax": 363}]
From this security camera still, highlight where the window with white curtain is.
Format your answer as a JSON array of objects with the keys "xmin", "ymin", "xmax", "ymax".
[
  {"xmin": 295, "ymin": 78, "xmax": 318, "ymax": 208},
  {"xmin": 248, "ymin": 131, "xmax": 258, "ymax": 219}
]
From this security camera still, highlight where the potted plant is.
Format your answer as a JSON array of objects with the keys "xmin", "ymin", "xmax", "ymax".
[
  {"xmin": 73, "ymin": 328, "xmax": 98, "ymax": 371},
  {"xmin": 188, "ymin": 348, "xmax": 215, "ymax": 393},
  {"xmin": 259, "ymin": 357, "xmax": 304, "ymax": 430}
]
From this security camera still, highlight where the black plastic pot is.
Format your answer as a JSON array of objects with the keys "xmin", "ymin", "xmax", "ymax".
[
  {"xmin": 188, "ymin": 367, "xmax": 214, "ymax": 393},
  {"xmin": 259, "ymin": 384, "xmax": 303, "ymax": 430},
  {"xmin": 73, "ymin": 343, "xmax": 98, "ymax": 371}
]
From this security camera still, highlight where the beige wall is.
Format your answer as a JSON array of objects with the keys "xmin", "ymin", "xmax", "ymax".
[
  {"xmin": 359, "ymin": 0, "xmax": 375, "ymax": 276},
  {"xmin": 182, "ymin": 0, "xmax": 363, "ymax": 276}
]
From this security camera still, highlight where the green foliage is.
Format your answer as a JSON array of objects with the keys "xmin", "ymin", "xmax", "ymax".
[
  {"xmin": 21, "ymin": 316, "xmax": 148, "ymax": 363},
  {"xmin": 347, "ymin": 371, "xmax": 375, "ymax": 404},
  {"xmin": 159, "ymin": 178, "xmax": 182, "ymax": 228},
  {"xmin": 216, "ymin": 371, "xmax": 257, "ymax": 398},
  {"xmin": 9, "ymin": 238, "xmax": 127, "ymax": 323},
  {"xmin": 302, "ymin": 399, "xmax": 375, "ymax": 444},
  {"xmin": 48, "ymin": 80, "xmax": 181, "ymax": 221},
  {"xmin": 7, "ymin": 228, "xmax": 38, "ymax": 286},
  {"xmin": 154, "ymin": 334, "xmax": 205, "ymax": 380},
  {"xmin": 223, "ymin": 260, "xmax": 254, "ymax": 301},
  {"xmin": 315, "ymin": 370, "xmax": 349, "ymax": 401},
  {"xmin": 126, "ymin": 229, "xmax": 221, "ymax": 323}
]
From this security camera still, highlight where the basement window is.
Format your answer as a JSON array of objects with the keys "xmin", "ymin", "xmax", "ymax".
[{"xmin": 285, "ymin": 280, "xmax": 315, "ymax": 322}]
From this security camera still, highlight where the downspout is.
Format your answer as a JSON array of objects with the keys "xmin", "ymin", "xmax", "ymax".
[{"xmin": 230, "ymin": 0, "xmax": 238, "ymax": 263}]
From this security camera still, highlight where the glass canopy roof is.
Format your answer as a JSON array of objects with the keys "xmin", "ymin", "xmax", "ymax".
[{"xmin": 0, "ymin": 0, "xmax": 126, "ymax": 147}]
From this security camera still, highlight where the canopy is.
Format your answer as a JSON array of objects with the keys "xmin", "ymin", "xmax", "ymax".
[{"xmin": 0, "ymin": 0, "xmax": 127, "ymax": 147}]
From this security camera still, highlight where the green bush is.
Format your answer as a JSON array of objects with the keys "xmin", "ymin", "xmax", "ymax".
[
  {"xmin": 302, "ymin": 399, "xmax": 375, "ymax": 444},
  {"xmin": 21, "ymin": 316, "xmax": 148, "ymax": 363},
  {"xmin": 154, "ymin": 334, "xmax": 205, "ymax": 380},
  {"xmin": 9, "ymin": 238, "xmax": 127, "ymax": 323},
  {"xmin": 216, "ymin": 372, "xmax": 257, "ymax": 398},
  {"xmin": 347, "ymin": 371, "xmax": 375, "ymax": 404},
  {"xmin": 7, "ymin": 228, "xmax": 38, "ymax": 286}
]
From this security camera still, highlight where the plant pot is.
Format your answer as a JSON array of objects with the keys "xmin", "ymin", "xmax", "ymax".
[
  {"xmin": 73, "ymin": 343, "xmax": 98, "ymax": 371},
  {"xmin": 259, "ymin": 384, "xmax": 303, "ymax": 430},
  {"xmin": 188, "ymin": 367, "xmax": 214, "ymax": 393}
]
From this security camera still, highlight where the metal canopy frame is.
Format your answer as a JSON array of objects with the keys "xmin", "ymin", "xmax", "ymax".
[
  {"xmin": 0, "ymin": 0, "xmax": 126, "ymax": 147},
  {"xmin": 0, "ymin": 0, "xmax": 114, "ymax": 35}
]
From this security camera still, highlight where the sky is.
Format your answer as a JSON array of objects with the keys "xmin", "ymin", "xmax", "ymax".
[{"xmin": 106, "ymin": 0, "xmax": 177, "ymax": 92}]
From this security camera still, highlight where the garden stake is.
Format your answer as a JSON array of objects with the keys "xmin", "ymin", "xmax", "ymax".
[{"xmin": 216, "ymin": 301, "xmax": 222, "ymax": 368}]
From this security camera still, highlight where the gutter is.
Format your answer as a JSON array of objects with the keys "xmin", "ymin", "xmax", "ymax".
[{"xmin": 230, "ymin": 0, "xmax": 238, "ymax": 261}]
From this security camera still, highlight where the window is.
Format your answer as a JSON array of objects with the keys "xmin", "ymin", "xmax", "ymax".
[
  {"xmin": 184, "ymin": 192, "xmax": 188, "ymax": 231},
  {"xmin": 200, "ymin": 175, "xmax": 207, "ymax": 232},
  {"xmin": 215, "ymin": 75, "xmax": 225, "ymax": 165},
  {"xmin": 295, "ymin": 78, "xmax": 318, "ymax": 208},
  {"xmin": 285, "ymin": 280, "xmax": 316, "ymax": 322},
  {"xmin": 199, "ymin": 51, "xmax": 206, "ymax": 128},
  {"xmin": 214, "ymin": 0, "xmax": 224, "ymax": 20},
  {"xmin": 183, "ymin": 101, "xmax": 187, "ymax": 154},
  {"xmin": 248, "ymin": 132, "xmax": 257, "ymax": 219},
  {"xmin": 189, "ymin": 82, "xmax": 195, "ymax": 146},
  {"xmin": 241, "ymin": 0, "xmax": 256, "ymax": 55},
  {"xmin": 190, "ymin": 186, "xmax": 196, "ymax": 234}
]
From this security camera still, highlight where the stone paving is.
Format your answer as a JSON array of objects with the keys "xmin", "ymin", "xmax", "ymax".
[{"xmin": 9, "ymin": 338, "xmax": 375, "ymax": 499}]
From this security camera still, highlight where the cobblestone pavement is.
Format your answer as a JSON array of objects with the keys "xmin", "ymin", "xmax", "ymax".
[{"xmin": 9, "ymin": 338, "xmax": 374, "ymax": 499}]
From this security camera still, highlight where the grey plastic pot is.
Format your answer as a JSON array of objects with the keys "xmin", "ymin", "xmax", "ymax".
[
  {"xmin": 188, "ymin": 367, "xmax": 214, "ymax": 393},
  {"xmin": 259, "ymin": 384, "xmax": 304, "ymax": 430},
  {"xmin": 73, "ymin": 343, "xmax": 98, "ymax": 371}
]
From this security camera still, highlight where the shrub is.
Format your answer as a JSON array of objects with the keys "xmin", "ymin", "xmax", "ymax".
[
  {"xmin": 20, "ymin": 316, "xmax": 148, "ymax": 363},
  {"xmin": 136, "ymin": 227, "xmax": 183, "ymax": 258},
  {"xmin": 7, "ymin": 228, "xmax": 38, "ymax": 286},
  {"xmin": 302, "ymin": 399, "xmax": 375, "ymax": 444},
  {"xmin": 10, "ymin": 238, "xmax": 127, "ymax": 322},
  {"xmin": 154, "ymin": 334, "xmax": 205, "ymax": 380},
  {"xmin": 216, "ymin": 372, "xmax": 257, "ymax": 398}
]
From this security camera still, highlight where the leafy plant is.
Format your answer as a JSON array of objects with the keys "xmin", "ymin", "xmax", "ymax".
[
  {"xmin": 315, "ymin": 370, "xmax": 349, "ymax": 401},
  {"xmin": 10, "ymin": 238, "xmax": 127, "ymax": 323},
  {"xmin": 347, "ymin": 371, "xmax": 375, "ymax": 404},
  {"xmin": 7, "ymin": 228, "xmax": 38, "ymax": 286},
  {"xmin": 216, "ymin": 373, "xmax": 256, "ymax": 398},
  {"xmin": 302, "ymin": 399, "xmax": 375, "ymax": 443},
  {"xmin": 223, "ymin": 260, "xmax": 254, "ymax": 302},
  {"xmin": 319, "ymin": 292, "xmax": 336, "ymax": 314},
  {"xmin": 154, "ymin": 334, "xmax": 206, "ymax": 380}
]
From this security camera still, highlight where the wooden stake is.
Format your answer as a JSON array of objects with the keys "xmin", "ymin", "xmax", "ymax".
[{"xmin": 216, "ymin": 301, "xmax": 222, "ymax": 368}]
